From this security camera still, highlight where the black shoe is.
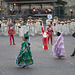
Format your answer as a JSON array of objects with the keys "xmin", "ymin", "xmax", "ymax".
[
  {"xmin": 58, "ymin": 56, "xmax": 61, "ymax": 59},
  {"xmin": 70, "ymin": 55, "xmax": 74, "ymax": 57}
]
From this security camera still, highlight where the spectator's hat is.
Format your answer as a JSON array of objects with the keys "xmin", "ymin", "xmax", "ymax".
[
  {"xmin": 38, "ymin": 19, "xmax": 42, "ymax": 22},
  {"xmin": 2, "ymin": 17, "xmax": 5, "ymax": 20},
  {"xmin": 2, "ymin": 20, "xmax": 7, "ymax": 23},
  {"xmin": 39, "ymin": 18, "xmax": 42, "ymax": 20},
  {"xmin": 19, "ymin": 19, "xmax": 22, "ymax": 22},
  {"xmin": 31, "ymin": 20, "xmax": 34, "ymax": 22},
  {"xmin": 28, "ymin": 16, "xmax": 32, "ymax": 18},
  {"xmin": 4, "ymin": 20, "xmax": 7, "ymax": 22},
  {"xmin": 47, "ymin": 24, "xmax": 51, "ymax": 26},
  {"xmin": 34, "ymin": 20, "xmax": 37, "ymax": 23},
  {"xmin": 27, "ymin": 20, "xmax": 30, "ymax": 22},
  {"xmin": 71, "ymin": 19, "xmax": 74, "ymax": 21}
]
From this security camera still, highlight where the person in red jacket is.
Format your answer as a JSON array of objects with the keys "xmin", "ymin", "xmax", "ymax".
[
  {"xmin": 41, "ymin": 24, "xmax": 50, "ymax": 50},
  {"xmin": 8, "ymin": 23, "xmax": 16, "ymax": 45},
  {"xmin": 47, "ymin": 25, "xmax": 53, "ymax": 45}
]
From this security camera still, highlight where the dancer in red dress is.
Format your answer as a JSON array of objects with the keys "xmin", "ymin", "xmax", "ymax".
[
  {"xmin": 47, "ymin": 25, "xmax": 53, "ymax": 45},
  {"xmin": 8, "ymin": 23, "xmax": 16, "ymax": 45},
  {"xmin": 41, "ymin": 24, "xmax": 50, "ymax": 50}
]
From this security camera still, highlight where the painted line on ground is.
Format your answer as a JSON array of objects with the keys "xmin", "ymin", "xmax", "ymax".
[{"xmin": 0, "ymin": 68, "xmax": 5, "ymax": 75}]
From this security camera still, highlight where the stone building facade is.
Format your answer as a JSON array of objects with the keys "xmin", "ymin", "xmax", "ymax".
[
  {"xmin": 63, "ymin": 0, "xmax": 75, "ymax": 18},
  {"xmin": 0, "ymin": 0, "xmax": 8, "ymax": 17},
  {"xmin": 0, "ymin": 0, "xmax": 75, "ymax": 18}
]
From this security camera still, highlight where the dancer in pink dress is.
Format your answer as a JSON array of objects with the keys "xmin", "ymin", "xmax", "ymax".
[{"xmin": 52, "ymin": 32, "xmax": 66, "ymax": 58}]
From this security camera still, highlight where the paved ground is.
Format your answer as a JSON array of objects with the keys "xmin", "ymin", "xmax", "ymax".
[{"xmin": 0, "ymin": 32, "xmax": 75, "ymax": 75}]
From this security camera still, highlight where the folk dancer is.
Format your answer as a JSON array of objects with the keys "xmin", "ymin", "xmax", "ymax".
[
  {"xmin": 53, "ymin": 22, "xmax": 57, "ymax": 35},
  {"xmin": 19, "ymin": 18, "xmax": 24, "ymax": 23},
  {"xmin": 16, "ymin": 33, "xmax": 33, "ymax": 68},
  {"xmin": 47, "ymin": 25, "xmax": 53, "ymax": 45},
  {"xmin": 52, "ymin": 32, "xmax": 66, "ymax": 59},
  {"xmin": 4, "ymin": 20, "xmax": 8, "ymax": 36},
  {"xmin": 37, "ymin": 18, "xmax": 43, "ymax": 34},
  {"xmin": 41, "ymin": 24, "xmax": 50, "ymax": 50},
  {"xmin": 27, "ymin": 16, "xmax": 33, "ymax": 35},
  {"xmin": 18, "ymin": 20, "xmax": 23, "ymax": 37},
  {"xmin": 35, "ymin": 20, "xmax": 40, "ymax": 33},
  {"xmin": 61, "ymin": 21, "xmax": 65, "ymax": 35},
  {"xmin": 63, "ymin": 21, "xmax": 68, "ymax": 35},
  {"xmin": 8, "ymin": 23, "xmax": 16, "ymax": 45},
  {"xmin": 66, "ymin": 20, "xmax": 71, "ymax": 35},
  {"xmin": 53, "ymin": 16, "xmax": 58, "ymax": 35},
  {"xmin": 15, "ymin": 20, "xmax": 21, "ymax": 35},
  {"xmin": 46, "ymin": 19, "xmax": 51, "ymax": 29},
  {"xmin": 1, "ymin": 20, "xmax": 5, "ymax": 34},
  {"xmin": 70, "ymin": 19, "xmax": 75, "ymax": 34},
  {"xmin": 34, "ymin": 20, "xmax": 37, "ymax": 34},
  {"xmin": 30, "ymin": 20, "xmax": 35, "ymax": 36},
  {"xmin": 7, "ymin": 18, "xmax": 13, "ymax": 24}
]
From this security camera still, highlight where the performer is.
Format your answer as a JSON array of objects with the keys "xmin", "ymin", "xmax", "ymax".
[
  {"xmin": 27, "ymin": 16, "xmax": 33, "ymax": 22},
  {"xmin": 18, "ymin": 20, "xmax": 23, "ymax": 37},
  {"xmin": 37, "ymin": 18, "xmax": 43, "ymax": 34},
  {"xmin": 30, "ymin": 20, "xmax": 35, "ymax": 36},
  {"xmin": 53, "ymin": 22, "xmax": 57, "ymax": 35},
  {"xmin": 35, "ymin": 20, "xmax": 40, "ymax": 33},
  {"xmin": 66, "ymin": 20, "xmax": 71, "ymax": 35},
  {"xmin": 61, "ymin": 21, "xmax": 65, "ymax": 35},
  {"xmin": 52, "ymin": 32, "xmax": 66, "ymax": 59},
  {"xmin": 8, "ymin": 23, "xmax": 16, "ymax": 45},
  {"xmin": 64, "ymin": 21, "xmax": 68, "ymax": 35},
  {"xmin": 34, "ymin": 20, "xmax": 37, "ymax": 34},
  {"xmin": 27, "ymin": 16, "xmax": 33, "ymax": 35},
  {"xmin": 41, "ymin": 24, "xmax": 50, "ymax": 50},
  {"xmin": 16, "ymin": 33, "xmax": 33, "ymax": 68},
  {"xmin": 15, "ymin": 20, "xmax": 21, "ymax": 35},
  {"xmin": 19, "ymin": 18, "xmax": 24, "ymax": 23},
  {"xmin": 7, "ymin": 18, "xmax": 13, "ymax": 24},
  {"xmin": 53, "ymin": 16, "xmax": 58, "ymax": 35},
  {"xmin": 4, "ymin": 20, "xmax": 8, "ymax": 36},
  {"xmin": 47, "ymin": 24, "xmax": 53, "ymax": 45},
  {"xmin": 70, "ymin": 19, "xmax": 75, "ymax": 33},
  {"xmin": 1, "ymin": 20, "xmax": 5, "ymax": 34},
  {"xmin": 46, "ymin": 19, "xmax": 51, "ymax": 29}
]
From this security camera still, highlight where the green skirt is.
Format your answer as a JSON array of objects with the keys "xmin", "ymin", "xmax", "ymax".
[{"xmin": 16, "ymin": 49, "xmax": 33, "ymax": 66}]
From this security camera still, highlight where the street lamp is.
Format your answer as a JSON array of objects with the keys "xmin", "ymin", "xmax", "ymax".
[
  {"xmin": 14, "ymin": 3, "xmax": 16, "ymax": 6},
  {"xmin": 0, "ymin": 8, "xmax": 1, "ymax": 11},
  {"xmin": 69, "ymin": 9, "xmax": 73, "ymax": 19}
]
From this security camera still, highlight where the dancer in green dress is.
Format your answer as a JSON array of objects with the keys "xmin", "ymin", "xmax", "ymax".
[{"xmin": 16, "ymin": 33, "xmax": 33, "ymax": 68}]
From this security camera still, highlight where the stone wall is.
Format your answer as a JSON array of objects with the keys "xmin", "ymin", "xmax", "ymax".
[{"xmin": 63, "ymin": 0, "xmax": 75, "ymax": 18}]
